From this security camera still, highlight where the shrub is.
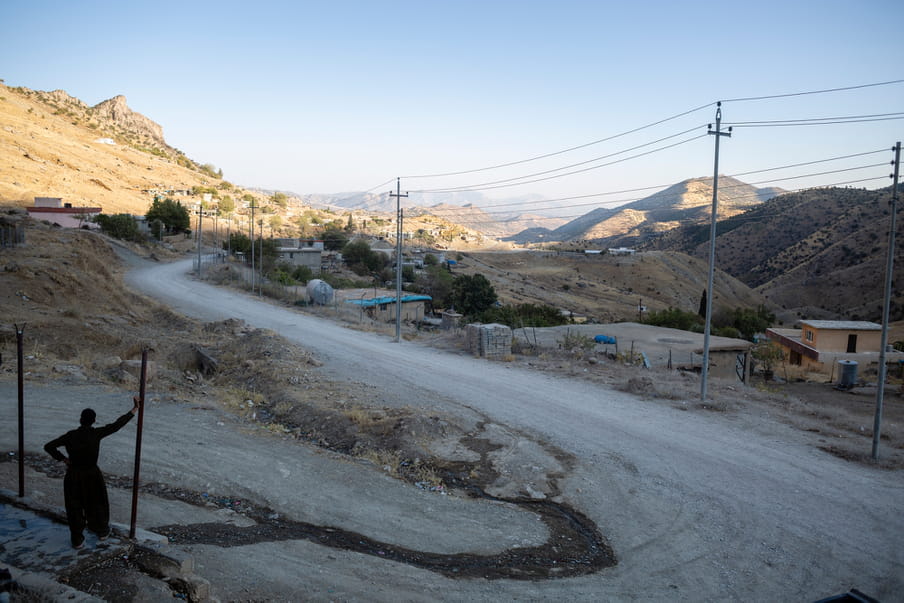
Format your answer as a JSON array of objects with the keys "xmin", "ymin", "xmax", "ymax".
[{"xmin": 94, "ymin": 213, "xmax": 141, "ymax": 241}]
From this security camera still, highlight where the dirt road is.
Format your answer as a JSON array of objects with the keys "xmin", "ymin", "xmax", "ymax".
[{"xmin": 5, "ymin": 256, "xmax": 901, "ymax": 600}]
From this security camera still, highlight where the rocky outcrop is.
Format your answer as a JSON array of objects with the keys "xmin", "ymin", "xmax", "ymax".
[{"xmin": 92, "ymin": 95, "xmax": 166, "ymax": 145}]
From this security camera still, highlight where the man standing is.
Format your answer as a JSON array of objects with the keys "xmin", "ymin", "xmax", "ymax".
[{"xmin": 44, "ymin": 397, "xmax": 140, "ymax": 549}]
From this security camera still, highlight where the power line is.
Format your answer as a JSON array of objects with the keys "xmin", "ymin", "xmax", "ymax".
[
  {"xmin": 412, "ymin": 133, "xmax": 710, "ymax": 194},
  {"xmin": 418, "ymin": 150, "xmax": 888, "ymax": 221},
  {"xmin": 721, "ymin": 78, "xmax": 904, "ymax": 103},
  {"xmin": 726, "ymin": 112, "xmax": 904, "ymax": 126},
  {"xmin": 410, "ymin": 124, "xmax": 705, "ymax": 193},
  {"xmin": 420, "ymin": 168, "xmax": 889, "ymax": 228},
  {"xmin": 402, "ymin": 103, "xmax": 715, "ymax": 179}
]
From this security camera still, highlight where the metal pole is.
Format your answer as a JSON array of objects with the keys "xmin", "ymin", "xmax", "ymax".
[
  {"xmin": 250, "ymin": 203, "xmax": 255, "ymax": 292},
  {"xmin": 390, "ymin": 178, "xmax": 408, "ymax": 343},
  {"xmin": 130, "ymin": 348, "xmax": 148, "ymax": 538},
  {"xmin": 16, "ymin": 324, "xmax": 25, "ymax": 497},
  {"xmin": 701, "ymin": 102, "xmax": 731, "ymax": 401},
  {"xmin": 197, "ymin": 207, "xmax": 203, "ymax": 277},
  {"xmin": 872, "ymin": 141, "xmax": 901, "ymax": 460},
  {"xmin": 259, "ymin": 219, "xmax": 264, "ymax": 296}
]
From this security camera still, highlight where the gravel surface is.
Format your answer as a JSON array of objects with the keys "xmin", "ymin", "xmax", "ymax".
[{"xmin": 4, "ymin": 254, "xmax": 900, "ymax": 601}]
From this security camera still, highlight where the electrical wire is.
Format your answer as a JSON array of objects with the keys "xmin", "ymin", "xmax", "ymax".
[
  {"xmin": 418, "ymin": 150, "xmax": 889, "ymax": 221},
  {"xmin": 421, "ymin": 166, "xmax": 889, "ymax": 228},
  {"xmin": 721, "ymin": 79, "xmax": 904, "ymax": 103},
  {"xmin": 402, "ymin": 103, "xmax": 714, "ymax": 179},
  {"xmin": 411, "ymin": 133, "xmax": 710, "ymax": 194}
]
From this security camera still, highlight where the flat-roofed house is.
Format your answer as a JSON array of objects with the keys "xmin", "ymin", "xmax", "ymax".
[
  {"xmin": 27, "ymin": 197, "xmax": 101, "ymax": 228},
  {"xmin": 765, "ymin": 320, "xmax": 894, "ymax": 373}
]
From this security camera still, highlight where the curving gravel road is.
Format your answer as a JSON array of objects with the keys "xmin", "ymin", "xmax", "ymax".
[{"xmin": 112, "ymin": 257, "xmax": 904, "ymax": 600}]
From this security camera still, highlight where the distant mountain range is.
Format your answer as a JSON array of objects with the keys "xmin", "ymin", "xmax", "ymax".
[{"xmin": 505, "ymin": 176, "xmax": 783, "ymax": 246}]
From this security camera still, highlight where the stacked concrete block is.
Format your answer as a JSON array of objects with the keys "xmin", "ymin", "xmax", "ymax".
[{"xmin": 466, "ymin": 323, "xmax": 512, "ymax": 359}]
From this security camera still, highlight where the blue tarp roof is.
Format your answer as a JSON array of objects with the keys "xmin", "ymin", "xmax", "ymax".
[{"xmin": 345, "ymin": 295, "xmax": 432, "ymax": 307}]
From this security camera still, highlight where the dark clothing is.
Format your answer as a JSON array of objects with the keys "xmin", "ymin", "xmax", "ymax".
[{"xmin": 44, "ymin": 411, "xmax": 134, "ymax": 546}]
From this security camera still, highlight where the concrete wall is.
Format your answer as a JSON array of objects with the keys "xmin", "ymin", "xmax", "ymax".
[{"xmin": 804, "ymin": 325, "xmax": 882, "ymax": 354}]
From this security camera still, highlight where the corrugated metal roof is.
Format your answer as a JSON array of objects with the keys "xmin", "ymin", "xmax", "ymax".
[
  {"xmin": 801, "ymin": 320, "xmax": 882, "ymax": 331},
  {"xmin": 346, "ymin": 295, "xmax": 432, "ymax": 307}
]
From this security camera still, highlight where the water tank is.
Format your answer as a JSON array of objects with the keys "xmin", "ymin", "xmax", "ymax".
[
  {"xmin": 837, "ymin": 360, "xmax": 858, "ymax": 389},
  {"xmin": 306, "ymin": 279, "xmax": 334, "ymax": 305}
]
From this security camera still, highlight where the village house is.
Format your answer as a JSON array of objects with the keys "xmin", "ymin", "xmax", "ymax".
[
  {"xmin": 26, "ymin": 197, "xmax": 101, "ymax": 228},
  {"xmin": 766, "ymin": 320, "xmax": 902, "ymax": 376},
  {"xmin": 275, "ymin": 238, "xmax": 323, "ymax": 272}
]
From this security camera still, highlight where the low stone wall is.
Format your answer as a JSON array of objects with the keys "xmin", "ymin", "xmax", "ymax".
[{"xmin": 466, "ymin": 323, "xmax": 512, "ymax": 359}]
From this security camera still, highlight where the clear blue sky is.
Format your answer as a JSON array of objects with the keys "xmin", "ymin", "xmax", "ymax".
[{"xmin": 2, "ymin": 0, "xmax": 902, "ymax": 215}]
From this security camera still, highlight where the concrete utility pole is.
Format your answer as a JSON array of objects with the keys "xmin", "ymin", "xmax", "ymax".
[
  {"xmin": 250, "ymin": 201, "xmax": 256, "ymax": 292},
  {"xmin": 196, "ymin": 205, "xmax": 203, "ymax": 277},
  {"xmin": 390, "ymin": 178, "xmax": 409, "ymax": 343},
  {"xmin": 872, "ymin": 141, "xmax": 901, "ymax": 460},
  {"xmin": 701, "ymin": 102, "xmax": 732, "ymax": 402},
  {"xmin": 258, "ymin": 218, "xmax": 264, "ymax": 297}
]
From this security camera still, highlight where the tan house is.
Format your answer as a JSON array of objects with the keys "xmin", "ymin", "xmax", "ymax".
[{"xmin": 766, "ymin": 320, "xmax": 891, "ymax": 373}]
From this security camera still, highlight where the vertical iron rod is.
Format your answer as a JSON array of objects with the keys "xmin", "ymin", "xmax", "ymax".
[
  {"xmin": 16, "ymin": 324, "xmax": 25, "ymax": 498},
  {"xmin": 872, "ymin": 141, "xmax": 901, "ymax": 460},
  {"xmin": 130, "ymin": 348, "xmax": 148, "ymax": 538}
]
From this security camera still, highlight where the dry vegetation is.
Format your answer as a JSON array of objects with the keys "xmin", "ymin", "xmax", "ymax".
[
  {"xmin": 458, "ymin": 249, "xmax": 768, "ymax": 323},
  {"xmin": 3, "ymin": 207, "xmax": 902, "ymax": 490}
]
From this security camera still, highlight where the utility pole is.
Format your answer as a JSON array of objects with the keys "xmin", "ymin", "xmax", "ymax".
[
  {"xmin": 872, "ymin": 141, "xmax": 901, "ymax": 460},
  {"xmin": 258, "ymin": 218, "xmax": 264, "ymax": 297},
  {"xmin": 701, "ymin": 102, "xmax": 731, "ymax": 402},
  {"xmin": 196, "ymin": 205, "xmax": 203, "ymax": 277},
  {"xmin": 250, "ymin": 201, "xmax": 256, "ymax": 292},
  {"xmin": 390, "ymin": 178, "xmax": 408, "ymax": 342}
]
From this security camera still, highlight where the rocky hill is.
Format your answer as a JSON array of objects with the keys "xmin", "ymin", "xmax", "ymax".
[
  {"xmin": 645, "ymin": 185, "xmax": 904, "ymax": 322},
  {"xmin": 510, "ymin": 176, "xmax": 781, "ymax": 246},
  {"xmin": 0, "ymin": 84, "xmax": 234, "ymax": 214}
]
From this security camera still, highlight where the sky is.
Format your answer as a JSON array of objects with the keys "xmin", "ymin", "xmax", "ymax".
[{"xmin": 2, "ymin": 0, "xmax": 902, "ymax": 218}]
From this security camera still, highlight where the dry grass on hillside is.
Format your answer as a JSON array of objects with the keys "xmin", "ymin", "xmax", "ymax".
[{"xmin": 460, "ymin": 250, "xmax": 768, "ymax": 323}]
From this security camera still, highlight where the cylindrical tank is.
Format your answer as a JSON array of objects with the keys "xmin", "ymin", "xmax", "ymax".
[
  {"xmin": 837, "ymin": 360, "xmax": 858, "ymax": 388},
  {"xmin": 306, "ymin": 279, "xmax": 334, "ymax": 305}
]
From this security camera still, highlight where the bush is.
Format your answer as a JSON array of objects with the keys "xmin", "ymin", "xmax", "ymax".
[
  {"xmin": 479, "ymin": 303, "xmax": 569, "ymax": 328},
  {"xmin": 94, "ymin": 213, "xmax": 141, "ymax": 241},
  {"xmin": 146, "ymin": 197, "xmax": 190, "ymax": 234},
  {"xmin": 342, "ymin": 240, "xmax": 386, "ymax": 276},
  {"xmin": 644, "ymin": 307, "xmax": 703, "ymax": 331},
  {"xmin": 449, "ymin": 273, "xmax": 497, "ymax": 317}
]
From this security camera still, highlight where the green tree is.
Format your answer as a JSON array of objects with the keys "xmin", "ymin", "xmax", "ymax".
[
  {"xmin": 294, "ymin": 214, "xmax": 310, "ymax": 237},
  {"xmin": 449, "ymin": 273, "xmax": 497, "ymax": 317},
  {"xmin": 729, "ymin": 305, "xmax": 775, "ymax": 340},
  {"xmin": 342, "ymin": 240, "xmax": 386, "ymax": 276},
  {"xmin": 94, "ymin": 213, "xmax": 140, "ymax": 241},
  {"xmin": 270, "ymin": 192, "xmax": 288, "ymax": 208},
  {"xmin": 226, "ymin": 232, "xmax": 252, "ymax": 255},
  {"xmin": 269, "ymin": 214, "xmax": 283, "ymax": 234},
  {"xmin": 751, "ymin": 341, "xmax": 784, "ymax": 381},
  {"xmin": 644, "ymin": 307, "xmax": 704, "ymax": 332},
  {"xmin": 145, "ymin": 198, "xmax": 190, "ymax": 233},
  {"xmin": 322, "ymin": 225, "xmax": 348, "ymax": 251},
  {"xmin": 345, "ymin": 213, "xmax": 355, "ymax": 232},
  {"xmin": 218, "ymin": 195, "xmax": 235, "ymax": 216},
  {"xmin": 479, "ymin": 303, "xmax": 569, "ymax": 328},
  {"xmin": 413, "ymin": 264, "xmax": 454, "ymax": 307}
]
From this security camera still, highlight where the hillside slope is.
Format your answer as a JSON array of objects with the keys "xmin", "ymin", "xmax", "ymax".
[
  {"xmin": 0, "ymin": 84, "xmax": 222, "ymax": 214},
  {"xmin": 514, "ymin": 176, "xmax": 780, "ymax": 246},
  {"xmin": 646, "ymin": 186, "xmax": 904, "ymax": 321},
  {"xmin": 457, "ymin": 249, "xmax": 767, "ymax": 322}
]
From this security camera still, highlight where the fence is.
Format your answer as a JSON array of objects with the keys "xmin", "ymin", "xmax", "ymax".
[{"xmin": 0, "ymin": 223, "xmax": 25, "ymax": 248}]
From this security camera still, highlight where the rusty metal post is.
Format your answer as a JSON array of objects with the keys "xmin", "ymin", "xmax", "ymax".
[
  {"xmin": 129, "ymin": 348, "xmax": 148, "ymax": 538},
  {"xmin": 16, "ymin": 324, "xmax": 25, "ymax": 497}
]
